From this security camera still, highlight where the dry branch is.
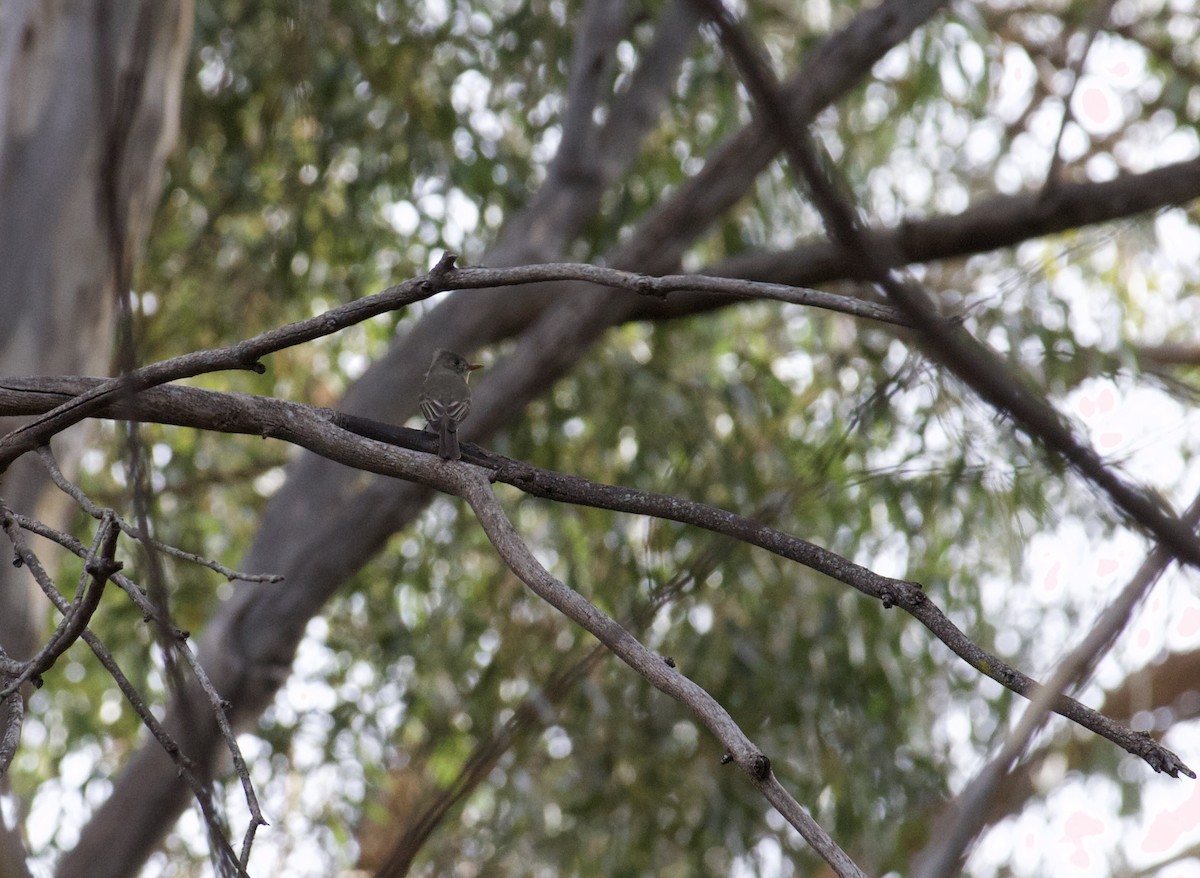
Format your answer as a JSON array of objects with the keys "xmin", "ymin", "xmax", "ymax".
[
  {"xmin": 0, "ymin": 375, "xmax": 1189, "ymax": 781},
  {"xmin": 690, "ymin": 0, "xmax": 1200, "ymax": 572},
  {"xmin": 457, "ymin": 472, "xmax": 868, "ymax": 877}
]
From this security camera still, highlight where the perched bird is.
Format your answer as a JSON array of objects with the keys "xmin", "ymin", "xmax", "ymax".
[{"xmin": 419, "ymin": 349, "xmax": 482, "ymax": 460}]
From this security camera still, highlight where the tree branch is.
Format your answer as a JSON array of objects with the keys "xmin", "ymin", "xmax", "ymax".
[
  {"xmin": 690, "ymin": 0, "xmax": 1200, "ymax": 573},
  {"xmin": 455, "ymin": 470, "xmax": 868, "ymax": 878},
  {"xmin": 62, "ymin": 1, "xmax": 1192, "ymax": 871},
  {"xmin": 0, "ymin": 506, "xmax": 250, "ymax": 876},
  {"xmin": 0, "ymin": 255, "xmax": 906, "ymax": 476},
  {"xmin": 0, "ymin": 511, "xmax": 119, "ymax": 702},
  {"xmin": 553, "ymin": 0, "xmax": 631, "ymax": 178},
  {"xmin": 1, "ymin": 376, "xmax": 1189, "ymax": 780},
  {"xmin": 914, "ymin": 487, "xmax": 1200, "ymax": 878},
  {"xmin": 486, "ymin": 0, "xmax": 696, "ymax": 266},
  {"xmin": 623, "ymin": 153, "xmax": 1200, "ymax": 324},
  {"xmin": 442, "ymin": 262, "xmax": 909, "ymax": 323}
]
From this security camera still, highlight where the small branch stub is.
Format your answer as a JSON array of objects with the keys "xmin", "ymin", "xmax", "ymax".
[{"xmin": 431, "ymin": 251, "xmax": 458, "ymax": 277}]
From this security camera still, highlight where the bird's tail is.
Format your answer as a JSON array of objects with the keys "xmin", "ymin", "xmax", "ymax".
[{"xmin": 438, "ymin": 422, "xmax": 460, "ymax": 460}]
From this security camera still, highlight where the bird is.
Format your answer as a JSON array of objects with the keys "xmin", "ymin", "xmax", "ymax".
[{"xmin": 419, "ymin": 349, "xmax": 482, "ymax": 460}]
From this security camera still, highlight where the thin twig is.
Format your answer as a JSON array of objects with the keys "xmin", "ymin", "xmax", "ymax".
[
  {"xmin": 2, "ymin": 508, "xmax": 269, "ymax": 850},
  {"xmin": 0, "ymin": 505, "xmax": 249, "ymax": 875},
  {"xmin": 34, "ymin": 445, "xmax": 282, "ymax": 583},
  {"xmin": 442, "ymin": 262, "xmax": 910, "ymax": 324},
  {"xmin": 12, "ymin": 509, "xmax": 190, "ymax": 634}
]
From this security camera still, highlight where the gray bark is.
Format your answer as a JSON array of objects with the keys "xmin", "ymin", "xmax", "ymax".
[{"xmin": 0, "ymin": 1, "xmax": 192, "ymax": 876}]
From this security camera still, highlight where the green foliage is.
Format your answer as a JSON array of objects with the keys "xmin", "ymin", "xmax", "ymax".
[{"xmin": 18, "ymin": 0, "xmax": 1200, "ymax": 876}]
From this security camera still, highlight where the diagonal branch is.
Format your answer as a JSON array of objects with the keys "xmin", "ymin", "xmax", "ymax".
[
  {"xmin": 0, "ymin": 506, "xmax": 250, "ymax": 876},
  {"xmin": 0, "ymin": 511, "xmax": 119, "ymax": 702},
  {"xmin": 487, "ymin": 0, "xmax": 698, "ymax": 266},
  {"xmin": 455, "ymin": 469, "xmax": 868, "ymax": 878},
  {"xmin": 914, "ymin": 487, "xmax": 1200, "ymax": 878},
  {"xmin": 596, "ymin": 0, "xmax": 702, "ymax": 176},
  {"xmin": 690, "ymin": 0, "xmax": 1200, "ymax": 573}
]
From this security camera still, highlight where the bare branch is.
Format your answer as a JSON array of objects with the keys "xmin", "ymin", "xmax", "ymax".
[
  {"xmin": 444, "ymin": 262, "xmax": 908, "ymax": 323},
  {"xmin": 1, "ymin": 377, "xmax": 1189, "ymax": 778},
  {"xmin": 690, "ymin": 0, "xmax": 1200, "ymax": 573},
  {"xmin": 456, "ymin": 470, "xmax": 868, "ymax": 878},
  {"xmin": 0, "ymin": 505, "xmax": 248, "ymax": 873},
  {"xmin": 914, "ymin": 487, "xmax": 1200, "ymax": 878},
  {"xmin": 33, "ymin": 445, "xmax": 281, "ymax": 583},
  {"xmin": 0, "ymin": 512, "xmax": 119, "ymax": 702},
  {"xmin": 0, "ymin": 255, "xmax": 909, "ymax": 475},
  {"xmin": 0, "ymin": 506, "xmax": 267, "ymax": 862}
]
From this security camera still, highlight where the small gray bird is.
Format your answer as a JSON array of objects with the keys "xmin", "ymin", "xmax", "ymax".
[{"xmin": 420, "ymin": 349, "xmax": 482, "ymax": 460}]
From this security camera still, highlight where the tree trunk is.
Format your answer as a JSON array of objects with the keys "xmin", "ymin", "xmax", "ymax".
[{"xmin": 0, "ymin": 1, "xmax": 192, "ymax": 875}]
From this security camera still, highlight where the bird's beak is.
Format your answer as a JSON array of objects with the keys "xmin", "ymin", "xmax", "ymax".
[{"xmin": 468, "ymin": 363, "xmax": 483, "ymax": 372}]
